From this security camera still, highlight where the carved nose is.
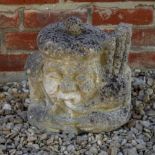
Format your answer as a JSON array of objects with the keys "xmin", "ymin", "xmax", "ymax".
[{"xmin": 60, "ymin": 78, "xmax": 77, "ymax": 92}]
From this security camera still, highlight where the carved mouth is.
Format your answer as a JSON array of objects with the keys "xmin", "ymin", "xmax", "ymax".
[
  {"xmin": 64, "ymin": 100, "xmax": 78, "ymax": 110},
  {"xmin": 55, "ymin": 92, "xmax": 83, "ymax": 111},
  {"xmin": 57, "ymin": 92, "xmax": 81, "ymax": 102}
]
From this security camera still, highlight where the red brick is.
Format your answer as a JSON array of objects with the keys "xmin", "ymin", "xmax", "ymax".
[
  {"xmin": 66, "ymin": 0, "xmax": 154, "ymax": 1},
  {"xmin": 132, "ymin": 28, "xmax": 155, "ymax": 47},
  {"xmin": 93, "ymin": 7, "xmax": 153, "ymax": 25},
  {"xmin": 129, "ymin": 52, "xmax": 155, "ymax": 68},
  {"xmin": 24, "ymin": 9, "xmax": 88, "ymax": 28},
  {"xmin": 0, "ymin": 54, "xmax": 28, "ymax": 71},
  {"xmin": 65, "ymin": 0, "xmax": 122, "ymax": 1},
  {"xmin": 0, "ymin": 11, "xmax": 19, "ymax": 28},
  {"xmin": 5, "ymin": 32, "xmax": 38, "ymax": 50},
  {"xmin": 0, "ymin": 0, "xmax": 58, "ymax": 4}
]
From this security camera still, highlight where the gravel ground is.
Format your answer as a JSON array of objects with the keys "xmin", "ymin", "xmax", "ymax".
[{"xmin": 0, "ymin": 69, "xmax": 155, "ymax": 155}]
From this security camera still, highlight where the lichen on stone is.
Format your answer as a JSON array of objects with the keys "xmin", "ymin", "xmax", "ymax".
[{"xmin": 37, "ymin": 16, "xmax": 108, "ymax": 56}]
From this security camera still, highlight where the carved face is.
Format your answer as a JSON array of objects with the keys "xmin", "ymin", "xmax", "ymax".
[
  {"xmin": 26, "ymin": 17, "xmax": 132, "ymax": 133},
  {"xmin": 42, "ymin": 55, "xmax": 102, "ymax": 110}
]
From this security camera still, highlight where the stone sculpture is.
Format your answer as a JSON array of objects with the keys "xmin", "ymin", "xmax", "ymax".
[{"xmin": 25, "ymin": 17, "xmax": 132, "ymax": 133}]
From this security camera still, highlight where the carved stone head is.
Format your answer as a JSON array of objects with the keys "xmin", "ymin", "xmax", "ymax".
[{"xmin": 25, "ymin": 17, "xmax": 132, "ymax": 133}]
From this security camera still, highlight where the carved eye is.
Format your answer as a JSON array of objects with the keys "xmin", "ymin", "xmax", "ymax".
[
  {"xmin": 75, "ymin": 74, "xmax": 87, "ymax": 82},
  {"xmin": 49, "ymin": 72, "xmax": 61, "ymax": 79}
]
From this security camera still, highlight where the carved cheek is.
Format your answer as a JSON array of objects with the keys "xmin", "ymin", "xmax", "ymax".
[
  {"xmin": 43, "ymin": 78, "xmax": 59, "ymax": 95},
  {"xmin": 79, "ymin": 79, "xmax": 95, "ymax": 94}
]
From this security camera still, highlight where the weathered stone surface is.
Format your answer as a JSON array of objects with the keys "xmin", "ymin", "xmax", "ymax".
[{"xmin": 25, "ymin": 16, "xmax": 132, "ymax": 133}]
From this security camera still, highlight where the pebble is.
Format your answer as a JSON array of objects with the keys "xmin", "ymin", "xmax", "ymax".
[
  {"xmin": 110, "ymin": 142, "xmax": 120, "ymax": 155},
  {"xmin": 97, "ymin": 139, "xmax": 102, "ymax": 146},
  {"xmin": 136, "ymin": 143, "xmax": 146, "ymax": 150},
  {"xmin": 46, "ymin": 138, "xmax": 54, "ymax": 145},
  {"xmin": 2, "ymin": 103, "xmax": 11, "ymax": 111},
  {"xmin": 147, "ymin": 78, "xmax": 154, "ymax": 86},
  {"xmin": 12, "ymin": 88, "xmax": 18, "ymax": 93},
  {"xmin": 67, "ymin": 144, "xmax": 75, "ymax": 152},
  {"xmin": 32, "ymin": 144, "xmax": 40, "ymax": 150},
  {"xmin": 39, "ymin": 133, "xmax": 48, "ymax": 140},
  {"xmin": 0, "ymin": 145, "xmax": 6, "ymax": 151},
  {"xmin": 132, "ymin": 78, "xmax": 145, "ymax": 88},
  {"xmin": 60, "ymin": 146, "xmax": 66, "ymax": 152},
  {"xmin": 9, "ymin": 149, "xmax": 16, "ymax": 154},
  {"xmin": 147, "ymin": 88, "xmax": 154, "ymax": 95},
  {"xmin": 135, "ymin": 122, "xmax": 143, "ymax": 132},
  {"xmin": 125, "ymin": 147, "xmax": 138, "ymax": 155},
  {"xmin": 0, "ymin": 137, "xmax": 5, "ymax": 144},
  {"xmin": 89, "ymin": 146, "xmax": 98, "ymax": 154},
  {"xmin": 98, "ymin": 150, "xmax": 108, "ymax": 155},
  {"xmin": 3, "ymin": 85, "xmax": 8, "ymax": 90},
  {"xmin": 138, "ymin": 90, "xmax": 145, "ymax": 100},
  {"xmin": 27, "ymin": 136, "xmax": 37, "ymax": 142},
  {"xmin": 131, "ymin": 139, "xmax": 137, "ymax": 146},
  {"xmin": 17, "ymin": 111, "xmax": 27, "ymax": 121},
  {"xmin": 121, "ymin": 139, "xmax": 127, "ymax": 145},
  {"xmin": 153, "ymin": 102, "xmax": 155, "ymax": 109},
  {"xmin": 147, "ymin": 110, "xmax": 155, "ymax": 116},
  {"xmin": 141, "ymin": 121, "xmax": 150, "ymax": 128}
]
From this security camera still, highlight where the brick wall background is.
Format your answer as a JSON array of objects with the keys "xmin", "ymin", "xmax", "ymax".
[{"xmin": 0, "ymin": 0, "xmax": 155, "ymax": 73}]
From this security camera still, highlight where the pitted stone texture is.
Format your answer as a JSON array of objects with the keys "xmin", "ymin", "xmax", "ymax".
[
  {"xmin": 37, "ymin": 17, "xmax": 108, "ymax": 56},
  {"xmin": 64, "ymin": 16, "xmax": 83, "ymax": 36},
  {"xmin": 24, "ymin": 52, "xmax": 43, "ymax": 76},
  {"xmin": 25, "ymin": 17, "xmax": 132, "ymax": 133}
]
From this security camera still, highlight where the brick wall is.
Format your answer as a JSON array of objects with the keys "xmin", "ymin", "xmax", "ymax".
[{"xmin": 0, "ymin": 0, "xmax": 155, "ymax": 72}]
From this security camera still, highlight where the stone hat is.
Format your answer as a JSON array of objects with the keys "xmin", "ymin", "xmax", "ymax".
[{"xmin": 37, "ymin": 16, "xmax": 109, "ymax": 56}]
